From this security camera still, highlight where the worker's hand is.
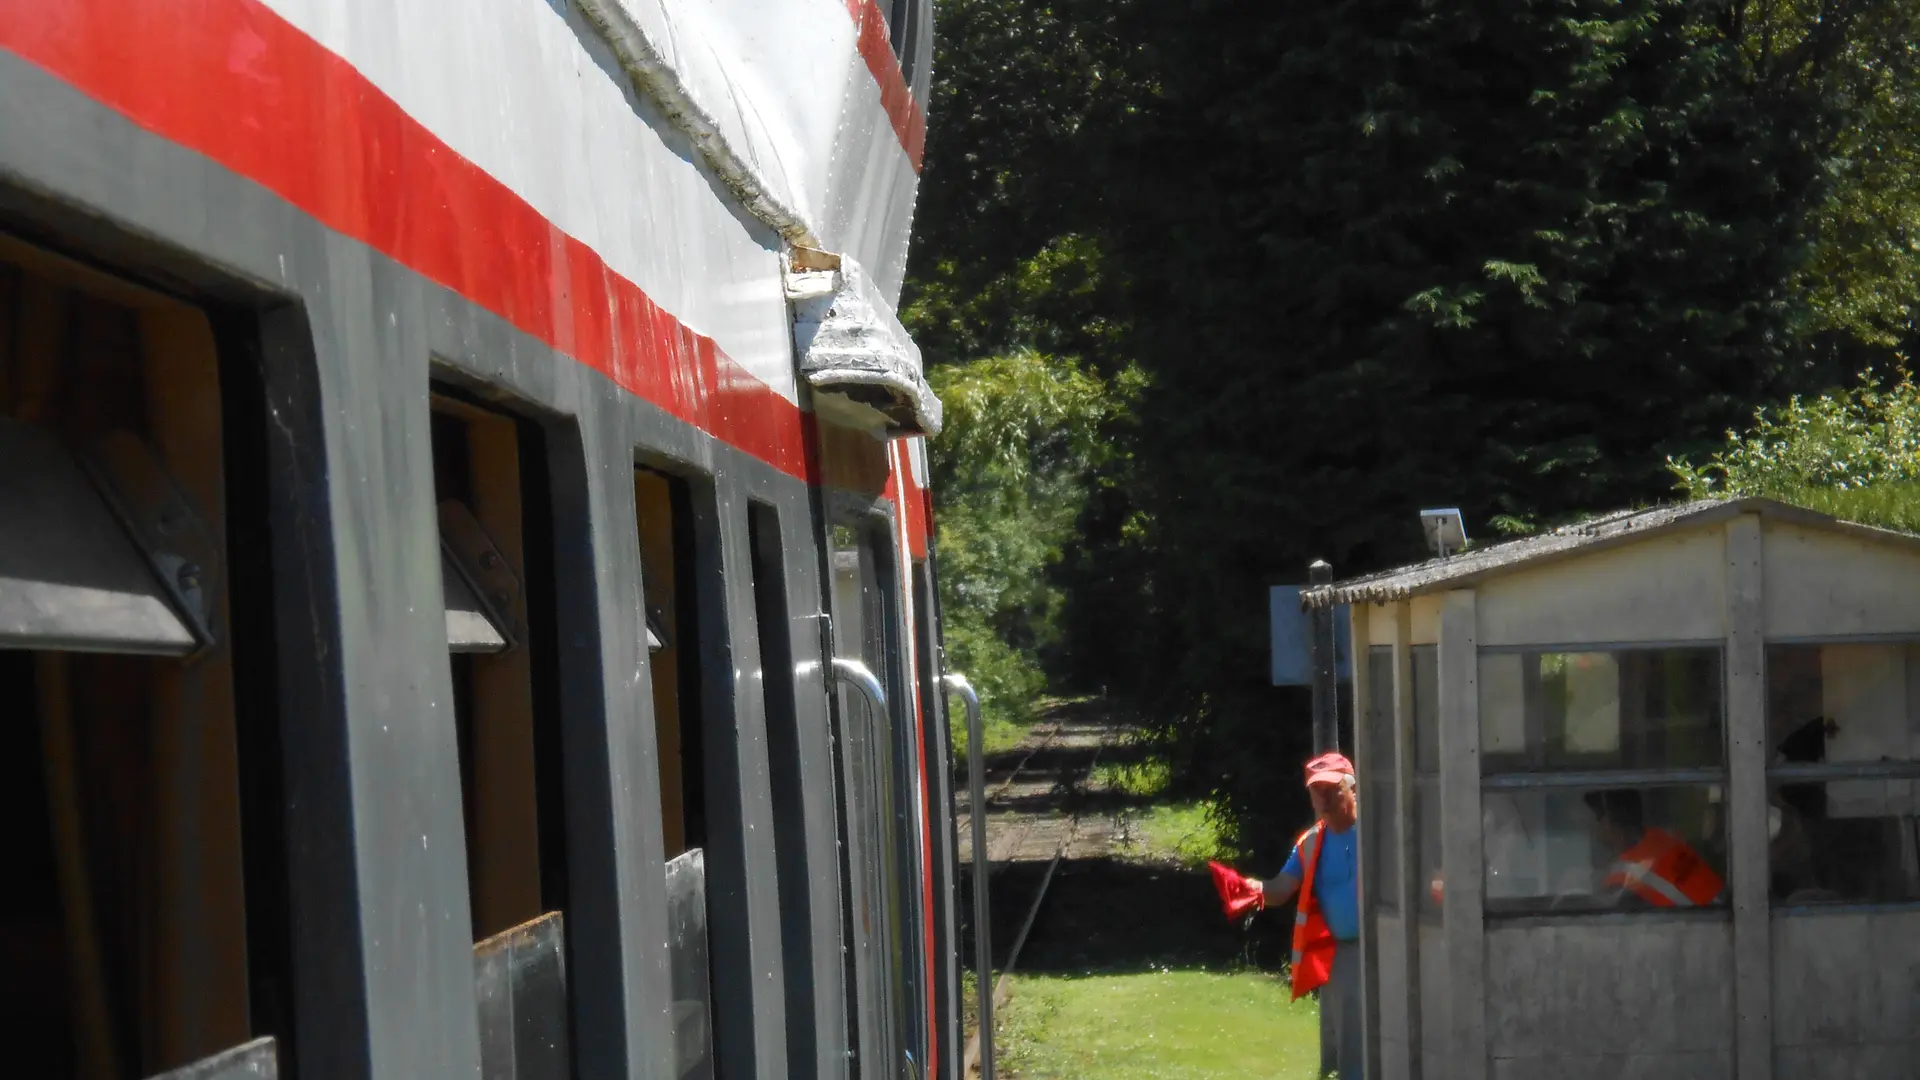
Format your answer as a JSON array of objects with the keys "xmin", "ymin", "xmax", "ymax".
[{"xmin": 1247, "ymin": 878, "xmax": 1262, "ymax": 894}]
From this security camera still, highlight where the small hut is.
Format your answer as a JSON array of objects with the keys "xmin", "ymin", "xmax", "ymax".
[{"xmin": 1304, "ymin": 498, "xmax": 1920, "ymax": 1080}]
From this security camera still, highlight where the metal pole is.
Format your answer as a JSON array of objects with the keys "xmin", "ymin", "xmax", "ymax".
[
  {"xmin": 941, "ymin": 673, "xmax": 993, "ymax": 1080},
  {"xmin": 1310, "ymin": 559, "xmax": 1338, "ymax": 754}
]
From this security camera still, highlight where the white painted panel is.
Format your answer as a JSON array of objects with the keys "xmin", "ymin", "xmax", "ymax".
[
  {"xmin": 1476, "ymin": 527, "xmax": 1726, "ymax": 647},
  {"xmin": 1763, "ymin": 521, "xmax": 1920, "ymax": 639},
  {"xmin": 1368, "ymin": 601, "xmax": 1400, "ymax": 646},
  {"xmin": 1410, "ymin": 595, "xmax": 1443, "ymax": 646},
  {"xmin": 1771, "ymin": 910, "xmax": 1920, "ymax": 1049},
  {"xmin": 1377, "ymin": 911, "xmax": 1408, "ymax": 1045},
  {"xmin": 1486, "ymin": 920, "xmax": 1733, "ymax": 1060},
  {"xmin": 258, "ymin": 0, "xmax": 817, "ymax": 400},
  {"xmin": 1417, "ymin": 920, "xmax": 1448, "ymax": 1077}
]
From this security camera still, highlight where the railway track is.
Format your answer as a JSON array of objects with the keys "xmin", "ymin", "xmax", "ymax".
[{"xmin": 958, "ymin": 715, "xmax": 1115, "ymax": 1076}]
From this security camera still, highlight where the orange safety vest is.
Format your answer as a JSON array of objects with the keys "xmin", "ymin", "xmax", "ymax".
[
  {"xmin": 1289, "ymin": 822, "xmax": 1337, "ymax": 1001},
  {"xmin": 1603, "ymin": 828, "xmax": 1723, "ymax": 908}
]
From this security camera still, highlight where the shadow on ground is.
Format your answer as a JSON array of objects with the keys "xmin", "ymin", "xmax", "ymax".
[{"xmin": 961, "ymin": 857, "xmax": 1291, "ymax": 976}]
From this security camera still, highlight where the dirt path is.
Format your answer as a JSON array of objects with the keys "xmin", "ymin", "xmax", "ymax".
[
  {"xmin": 955, "ymin": 702, "xmax": 1126, "ymax": 867},
  {"xmin": 954, "ymin": 699, "xmax": 1292, "ymax": 977}
]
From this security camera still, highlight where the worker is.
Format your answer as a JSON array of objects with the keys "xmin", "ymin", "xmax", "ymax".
[
  {"xmin": 1248, "ymin": 752, "xmax": 1362, "ymax": 1080},
  {"xmin": 1584, "ymin": 789, "xmax": 1724, "ymax": 908}
]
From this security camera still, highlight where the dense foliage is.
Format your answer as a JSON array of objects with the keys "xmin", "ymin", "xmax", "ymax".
[
  {"xmin": 910, "ymin": 0, "xmax": 1920, "ymax": 856},
  {"xmin": 1671, "ymin": 370, "xmax": 1920, "ymax": 531},
  {"xmin": 925, "ymin": 351, "xmax": 1130, "ymax": 755}
]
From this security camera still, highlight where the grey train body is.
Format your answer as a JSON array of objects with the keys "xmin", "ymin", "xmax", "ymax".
[{"xmin": 0, "ymin": 30, "xmax": 959, "ymax": 1080}]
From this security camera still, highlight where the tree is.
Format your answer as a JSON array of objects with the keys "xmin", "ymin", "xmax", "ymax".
[
  {"xmin": 1090, "ymin": 0, "xmax": 1884, "ymax": 854},
  {"xmin": 1670, "ymin": 368, "xmax": 1920, "ymax": 531},
  {"xmin": 926, "ymin": 350, "xmax": 1130, "ymax": 755}
]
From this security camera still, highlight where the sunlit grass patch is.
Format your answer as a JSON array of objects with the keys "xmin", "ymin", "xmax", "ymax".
[
  {"xmin": 1119, "ymin": 800, "xmax": 1238, "ymax": 867},
  {"xmin": 1090, "ymin": 757, "xmax": 1171, "ymax": 798},
  {"xmin": 996, "ymin": 969, "xmax": 1320, "ymax": 1079}
]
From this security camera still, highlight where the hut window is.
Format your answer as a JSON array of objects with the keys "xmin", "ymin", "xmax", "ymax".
[
  {"xmin": 1411, "ymin": 646, "xmax": 1441, "ymax": 916},
  {"xmin": 1364, "ymin": 647, "xmax": 1399, "ymax": 911},
  {"xmin": 1765, "ymin": 642, "xmax": 1920, "ymax": 906},
  {"xmin": 1477, "ymin": 646, "xmax": 1728, "ymax": 914}
]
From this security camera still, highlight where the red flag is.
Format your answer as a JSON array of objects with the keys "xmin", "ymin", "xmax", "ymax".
[{"xmin": 1209, "ymin": 860, "xmax": 1266, "ymax": 920}]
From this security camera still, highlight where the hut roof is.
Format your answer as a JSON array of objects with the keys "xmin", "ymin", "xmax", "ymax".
[{"xmin": 1301, "ymin": 497, "xmax": 1920, "ymax": 610}]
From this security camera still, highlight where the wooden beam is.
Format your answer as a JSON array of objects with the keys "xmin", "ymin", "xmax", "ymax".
[
  {"xmin": 1725, "ymin": 514, "xmax": 1772, "ymax": 1080},
  {"xmin": 1437, "ymin": 590, "xmax": 1485, "ymax": 1079}
]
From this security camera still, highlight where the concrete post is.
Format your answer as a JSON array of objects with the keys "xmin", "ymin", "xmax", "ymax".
[
  {"xmin": 1725, "ymin": 515, "xmax": 1772, "ymax": 1080},
  {"xmin": 1311, "ymin": 560, "xmax": 1338, "ymax": 754}
]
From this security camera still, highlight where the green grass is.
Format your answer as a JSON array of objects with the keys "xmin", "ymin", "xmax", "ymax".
[
  {"xmin": 1090, "ymin": 757, "xmax": 1172, "ymax": 798},
  {"xmin": 1770, "ymin": 479, "xmax": 1920, "ymax": 534},
  {"xmin": 1121, "ymin": 800, "xmax": 1237, "ymax": 868},
  {"xmin": 996, "ymin": 970, "xmax": 1322, "ymax": 1079}
]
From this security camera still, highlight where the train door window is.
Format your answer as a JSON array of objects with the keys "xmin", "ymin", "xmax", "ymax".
[
  {"xmin": 428, "ymin": 392, "xmax": 569, "ymax": 941},
  {"xmin": 0, "ymin": 238, "xmax": 285, "ymax": 1077},
  {"xmin": 828, "ymin": 519, "xmax": 923, "ymax": 1078},
  {"xmin": 911, "ymin": 558, "xmax": 956, "ymax": 1080},
  {"xmin": 634, "ymin": 466, "xmax": 707, "ymax": 859},
  {"xmin": 746, "ymin": 502, "xmax": 817, "ymax": 1073}
]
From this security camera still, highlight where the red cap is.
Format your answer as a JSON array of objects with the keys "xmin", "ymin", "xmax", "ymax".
[{"xmin": 1304, "ymin": 752, "xmax": 1355, "ymax": 788}]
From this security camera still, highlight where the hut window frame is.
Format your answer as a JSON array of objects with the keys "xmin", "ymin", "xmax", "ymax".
[
  {"xmin": 1474, "ymin": 641, "xmax": 1731, "ymax": 916},
  {"xmin": 1764, "ymin": 637, "xmax": 1920, "ymax": 911}
]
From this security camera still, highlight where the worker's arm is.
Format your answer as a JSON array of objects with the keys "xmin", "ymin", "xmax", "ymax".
[
  {"xmin": 1253, "ymin": 871, "xmax": 1301, "ymax": 905},
  {"xmin": 1251, "ymin": 838, "xmax": 1307, "ymax": 905}
]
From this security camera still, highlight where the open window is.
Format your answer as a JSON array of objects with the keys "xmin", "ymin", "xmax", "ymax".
[
  {"xmin": 429, "ymin": 391, "xmax": 571, "ymax": 1077},
  {"xmin": 634, "ymin": 466, "xmax": 706, "ymax": 860},
  {"xmin": 0, "ymin": 237, "xmax": 285, "ymax": 1078},
  {"xmin": 634, "ymin": 464, "xmax": 715, "ymax": 1076},
  {"xmin": 1766, "ymin": 641, "xmax": 1920, "ymax": 906}
]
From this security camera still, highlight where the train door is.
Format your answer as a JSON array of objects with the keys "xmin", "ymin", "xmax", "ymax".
[
  {"xmin": 818, "ymin": 497, "xmax": 929, "ymax": 1080},
  {"xmin": 0, "ymin": 235, "xmax": 288, "ymax": 1079}
]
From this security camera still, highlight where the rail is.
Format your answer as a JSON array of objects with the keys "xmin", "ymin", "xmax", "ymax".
[{"xmin": 940, "ymin": 673, "xmax": 993, "ymax": 1080}]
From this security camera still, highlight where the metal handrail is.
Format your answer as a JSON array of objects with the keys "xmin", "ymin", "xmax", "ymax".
[
  {"xmin": 940, "ymin": 673, "xmax": 992, "ymax": 1080},
  {"xmin": 831, "ymin": 656, "xmax": 888, "ymax": 714}
]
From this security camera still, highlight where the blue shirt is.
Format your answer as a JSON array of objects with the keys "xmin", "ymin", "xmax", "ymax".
[{"xmin": 1281, "ymin": 824, "xmax": 1359, "ymax": 941}]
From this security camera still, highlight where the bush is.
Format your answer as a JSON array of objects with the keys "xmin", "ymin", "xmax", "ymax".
[
  {"xmin": 1669, "ymin": 369, "xmax": 1920, "ymax": 532},
  {"xmin": 929, "ymin": 350, "xmax": 1130, "ymax": 758}
]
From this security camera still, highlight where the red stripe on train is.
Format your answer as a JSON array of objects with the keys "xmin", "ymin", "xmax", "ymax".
[
  {"xmin": 0, "ymin": 0, "xmax": 820, "ymax": 478},
  {"xmin": 845, "ymin": 0, "xmax": 927, "ymax": 171}
]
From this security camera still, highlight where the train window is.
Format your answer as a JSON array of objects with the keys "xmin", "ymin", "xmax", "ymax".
[
  {"xmin": 0, "ymin": 239, "xmax": 285, "ymax": 1077},
  {"xmin": 911, "ymin": 558, "xmax": 957, "ymax": 1080},
  {"xmin": 429, "ymin": 394, "xmax": 568, "ymax": 942},
  {"xmin": 635, "ymin": 466, "xmax": 707, "ymax": 858},
  {"xmin": 828, "ymin": 518, "xmax": 924, "ymax": 1077},
  {"xmin": 747, "ymin": 501, "xmax": 818, "ymax": 1072}
]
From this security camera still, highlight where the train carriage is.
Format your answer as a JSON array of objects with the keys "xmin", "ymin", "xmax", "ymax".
[{"xmin": 0, "ymin": 2, "xmax": 962, "ymax": 1079}]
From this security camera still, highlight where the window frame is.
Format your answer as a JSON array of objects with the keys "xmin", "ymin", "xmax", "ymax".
[
  {"xmin": 1471, "ymin": 639, "xmax": 1733, "ymax": 917},
  {"xmin": 1762, "ymin": 636, "xmax": 1920, "ymax": 912}
]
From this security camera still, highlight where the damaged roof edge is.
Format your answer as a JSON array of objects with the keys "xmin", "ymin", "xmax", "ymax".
[
  {"xmin": 1300, "ymin": 496, "xmax": 1920, "ymax": 611},
  {"xmin": 787, "ymin": 255, "xmax": 943, "ymax": 437}
]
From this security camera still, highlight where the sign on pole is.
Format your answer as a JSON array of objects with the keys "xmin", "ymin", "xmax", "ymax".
[{"xmin": 1270, "ymin": 585, "xmax": 1350, "ymax": 687}]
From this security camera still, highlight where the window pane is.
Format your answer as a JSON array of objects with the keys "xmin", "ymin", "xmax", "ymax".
[
  {"xmin": 1416, "ymin": 777, "xmax": 1442, "ymax": 916},
  {"xmin": 1413, "ymin": 646, "xmax": 1439, "ymax": 774},
  {"xmin": 1369, "ymin": 778, "xmax": 1400, "ymax": 911},
  {"xmin": 1767, "ymin": 643, "xmax": 1920, "ymax": 765},
  {"xmin": 1482, "ymin": 784, "xmax": 1727, "ymax": 914},
  {"xmin": 1367, "ymin": 646, "xmax": 1396, "ymax": 775},
  {"xmin": 1770, "ymin": 778, "xmax": 1920, "ymax": 904},
  {"xmin": 1479, "ymin": 648, "xmax": 1723, "ymax": 773}
]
